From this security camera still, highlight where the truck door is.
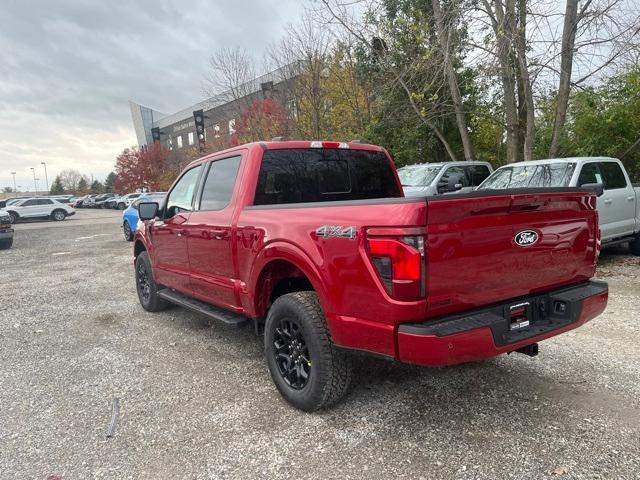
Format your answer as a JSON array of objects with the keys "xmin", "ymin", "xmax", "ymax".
[
  {"xmin": 150, "ymin": 164, "xmax": 203, "ymax": 293},
  {"xmin": 578, "ymin": 161, "xmax": 635, "ymax": 241},
  {"xmin": 185, "ymin": 155, "xmax": 243, "ymax": 311}
]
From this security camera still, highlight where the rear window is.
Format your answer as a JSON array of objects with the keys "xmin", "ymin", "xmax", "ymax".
[
  {"xmin": 466, "ymin": 165, "xmax": 491, "ymax": 186},
  {"xmin": 599, "ymin": 162, "xmax": 627, "ymax": 189},
  {"xmin": 254, "ymin": 149, "xmax": 401, "ymax": 205},
  {"xmin": 479, "ymin": 163, "xmax": 576, "ymax": 190}
]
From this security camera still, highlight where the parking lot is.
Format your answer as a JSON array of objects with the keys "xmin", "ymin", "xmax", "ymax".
[{"xmin": 1, "ymin": 209, "xmax": 639, "ymax": 479}]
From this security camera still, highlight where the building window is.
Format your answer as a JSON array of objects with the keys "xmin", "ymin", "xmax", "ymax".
[
  {"xmin": 176, "ymin": 135, "xmax": 183, "ymax": 148},
  {"xmin": 228, "ymin": 118, "xmax": 236, "ymax": 135},
  {"xmin": 167, "ymin": 138, "xmax": 173, "ymax": 150},
  {"xmin": 214, "ymin": 124, "xmax": 220, "ymax": 138},
  {"xmin": 188, "ymin": 132, "xmax": 194, "ymax": 145}
]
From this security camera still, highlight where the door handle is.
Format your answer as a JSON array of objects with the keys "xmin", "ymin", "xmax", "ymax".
[
  {"xmin": 209, "ymin": 229, "xmax": 229, "ymax": 240},
  {"xmin": 603, "ymin": 199, "xmax": 612, "ymax": 205},
  {"xmin": 177, "ymin": 229, "xmax": 187, "ymax": 237},
  {"xmin": 627, "ymin": 196, "xmax": 635, "ymax": 201}
]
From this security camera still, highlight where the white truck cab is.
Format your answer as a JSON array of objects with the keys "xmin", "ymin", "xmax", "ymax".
[
  {"xmin": 478, "ymin": 157, "xmax": 640, "ymax": 252},
  {"xmin": 398, "ymin": 161, "xmax": 493, "ymax": 197}
]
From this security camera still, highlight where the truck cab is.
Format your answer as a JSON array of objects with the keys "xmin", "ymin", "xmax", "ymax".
[{"xmin": 398, "ymin": 161, "xmax": 493, "ymax": 197}]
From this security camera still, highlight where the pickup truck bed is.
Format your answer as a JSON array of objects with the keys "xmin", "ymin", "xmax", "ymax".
[{"xmin": 133, "ymin": 141, "xmax": 608, "ymax": 411}]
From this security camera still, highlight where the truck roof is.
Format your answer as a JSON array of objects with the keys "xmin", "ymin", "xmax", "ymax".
[
  {"xmin": 186, "ymin": 140, "xmax": 387, "ymax": 168},
  {"xmin": 497, "ymin": 157, "xmax": 620, "ymax": 168},
  {"xmin": 399, "ymin": 161, "xmax": 491, "ymax": 168}
]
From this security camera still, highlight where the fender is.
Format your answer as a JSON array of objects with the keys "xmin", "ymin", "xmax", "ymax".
[{"xmin": 246, "ymin": 240, "xmax": 332, "ymax": 319}]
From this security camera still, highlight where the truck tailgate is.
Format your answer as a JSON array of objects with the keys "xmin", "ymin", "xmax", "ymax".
[{"xmin": 425, "ymin": 189, "xmax": 599, "ymax": 318}]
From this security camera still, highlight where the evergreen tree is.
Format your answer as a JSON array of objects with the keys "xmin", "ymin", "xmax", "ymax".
[
  {"xmin": 77, "ymin": 177, "xmax": 89, "ymax": 194},
  {"xmin": 50, "ymin": 176, "xmax": 65, "ymax": 195},
  {"xmin": 90, "ymin": 180, "xmax": 104, "ymax": 194},
  {"xmin": 104, "ymin": 171, "xmax": 117, "ymax": 192}
]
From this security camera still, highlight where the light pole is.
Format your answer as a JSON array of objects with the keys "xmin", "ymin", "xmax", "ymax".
[
  {"xmin": 35, "ymin": 178, "xmax": 40, "ymax": 194},
  {"xmin": 10, "ymin": 172, "xmax": 17, "ymax": 193},
  {"xmin": 41, "ymin": 162, "xmax": 49, "ymax": 193},
  {"xmin": 30, "ymin": 167, "xmax": 37, "ymax": 195}
]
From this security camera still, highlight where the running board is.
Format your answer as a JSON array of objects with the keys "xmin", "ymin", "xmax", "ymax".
[
  {"xmin": 602, "ymin": 236, "xmax": 635, "ymax": 248},
  {"xmin": 157, "ymin": 289, "xmax": 249, "ymax": 328}
]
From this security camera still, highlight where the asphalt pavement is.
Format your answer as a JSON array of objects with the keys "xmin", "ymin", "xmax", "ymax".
[{"xmin": 0, "ymin": 209, "xmax": 639, "ymax": 479}]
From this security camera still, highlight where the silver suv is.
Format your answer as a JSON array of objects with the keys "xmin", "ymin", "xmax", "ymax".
[
  {"xmin": 398, "ymin": 161, "xmax": 493, "ymax": 197},
  {"xmin": 1, "ymin": 197, "xmax": 75, "ymax": 224}
]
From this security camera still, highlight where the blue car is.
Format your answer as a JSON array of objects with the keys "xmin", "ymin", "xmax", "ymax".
[{"xmin": 122, "ymin": 193, "xmax": 166, "ymax": 241}]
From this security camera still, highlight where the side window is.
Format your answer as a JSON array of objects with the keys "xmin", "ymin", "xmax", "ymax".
[
  {"xmin": 22, "ymin": 199, "xmax": 38, "ymax": 206},
  {"xmin": 199, "ymin": 156, "xmax": 242, "ymax": 211},
  {"xmin": 38, "ymin": 199, "xmax": 53, "ymax": 205},
  {"xmin": 465, "ymin": 165, "xmax": 491, "ymax": 186},
  {"xmin": 440, "ymin": 166, "xmax": 468, "ymax": 191},
  {"xmin": 578, "ymin": 163, "xmax": 601, "ymax": 186},
  {"xmin": 599, "ymin": 162, "xmax": 627, "ymax": 190},
  {"xmin": 164, "ymin": 165, "xmax": 203, "ymax": 218}
]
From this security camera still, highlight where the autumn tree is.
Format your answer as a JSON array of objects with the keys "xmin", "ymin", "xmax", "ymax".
[{"xmin": 234, "ymin": 98, "xmax": 291, "ymax": 143}]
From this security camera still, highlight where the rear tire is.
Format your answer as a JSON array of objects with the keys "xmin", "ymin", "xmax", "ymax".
[
  {"xmin": 135, "ymin": 251, "xmax": 168, "ymax": 312},
  {"xmin": 7, "ymin": 212, "xmax": 18, "ymax": 224},
  {"xmin": 118, "ymin": 203, "xmax": 126, "ymax": 210},
  {"xmin": 0, "ymin": 238, "xmax": 12, "ymax": 249},
  {"xmin": 630, "ymin": 234, "xmax": 640, "ymax": 256},
  {"xmin": 51, "ymin": 209, "xmax": 66, "ymax": 221},
  {"xmin": 264, "ymin": 291, "xmax": 352, "ymax": 411}
]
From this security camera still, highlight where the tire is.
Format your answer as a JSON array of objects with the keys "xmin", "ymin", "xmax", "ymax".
[
  {"xmin": 135, "ymin": 251, "xmax": 169, "ymax": 312},
  {"xmin": 118, "ymin": 203, "xmax": 126, "ymax": 210},
  {"xmin": 51, "ymin": 209, "xmax": 66, "ymax": 221},
  {"xmin": 630, "ymin": 234, "xmax": 640, "ymax": 256},
  {"xmin": 0, "ymin": 237, "xmax": 12, "ymax": 249},
  {"xmin": 123, "ymin": 221, "xmax": 134, "ymax": 241},
  {"xmin": 7, "ymin": 211, "xmax": 18, "ymax": 224},
  {"xmin": 264, "ymin": 291, "xmax": 352, "ymax": 411}
]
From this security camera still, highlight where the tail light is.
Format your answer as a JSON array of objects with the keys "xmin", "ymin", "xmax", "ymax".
[{"xmin": 366, "ymin": 229, "xmax": 426, "ymax": 301}]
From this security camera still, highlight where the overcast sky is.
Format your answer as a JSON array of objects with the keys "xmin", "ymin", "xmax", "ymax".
[{"xmin": 0, "ymin": 0, "xmax": 307, "ymax": 191}]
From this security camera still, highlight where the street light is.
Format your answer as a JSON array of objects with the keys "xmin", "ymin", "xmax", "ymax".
[
  {"xmin": 35, "ymin": 178, "xmax": 40, "ymax": 194},
  {"xmin": 30, "ymin": 167, "xmax": 37, "ymax": 195},
  {"xmin": 41, "ymin": 162, "xmax": 49, "ymax": 193},
  {"xmin": 10, "ymin": 172, "xmax": 17, "ymax": 193}
]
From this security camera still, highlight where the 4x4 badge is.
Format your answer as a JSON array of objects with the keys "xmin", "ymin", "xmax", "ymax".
[
  {"xmin": 315, "ymin": 225, "xmax": 357, "ymax": 240},
  {"xmin": 514, "ymin": 230, "xmax": 539, "ymax": 247}
]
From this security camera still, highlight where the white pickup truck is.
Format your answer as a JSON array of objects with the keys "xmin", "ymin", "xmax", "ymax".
[{"xmin": 477, "ymin": 157, "xmax": 640, "ymax": 254}]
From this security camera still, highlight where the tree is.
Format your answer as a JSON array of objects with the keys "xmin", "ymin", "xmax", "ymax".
[
  {"xmin": 58, "ymin": 169, "xmax": 84, "ymax": 192},
  {"xmin": 104, "ymin": 172, "xmax": 117, "ymax": 192},
  {"xmin": 90, "ymin": 180, "xmax": 103, "ymax": 194},
  {"xmin": 77, "ymin": 177, "xmax": 88, "ymax": 194},
  {"xmin": 113, "ymin": 143, "xmax": 172, "ymax": 193},
  {"xmin": 2, "ymin": 186, "xmax": 13, "ymax": 193},
  {"xmin": 234, "ymin": 98, "xmax": 291, "ymax": 143},
  {"xmin": 50, "ymin": 176, "xmax": 65, "ymax": 195}
]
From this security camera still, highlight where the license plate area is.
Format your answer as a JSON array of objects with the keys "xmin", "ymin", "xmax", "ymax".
[{"xmin": 507, "ymin": 302, "xmax": 531, "ymax": 331}]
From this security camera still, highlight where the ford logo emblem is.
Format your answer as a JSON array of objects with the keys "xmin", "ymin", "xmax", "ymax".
[{"xmin": 514, "ymin": 230, "xmax": 539, "ymax": 247}]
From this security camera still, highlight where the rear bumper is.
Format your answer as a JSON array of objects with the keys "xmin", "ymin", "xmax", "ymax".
[{"xmin": 397, "ymin": 280, "xmax": 608, "ymax": 367}]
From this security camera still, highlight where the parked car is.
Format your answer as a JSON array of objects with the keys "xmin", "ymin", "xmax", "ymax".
[
  {"xmin": 398, "ymin": 161, "xmax": 493, "ymax": 197},
  {"xmin": 1, "ymin": 197, "xmax": 75, "ymax": 223},
  {"xmin": 122, "ymin": 193, "xmax": 166, "ymax": 241},
  {"xmin": 0, "ymin": 210, "xmax": 13, "ymax": 249},
  {"xmin": 80, "ymin": 194, "xmax": 97, "ymax": 208},
  {"xmin": 477, "ymin": 157, "xmax": 640, "ymax": 254},
  {"xmin": 93, "ymin": 193, "xmax": 117, "ymax": 208},
  {"xmin": 131, "ymin": 140, "xmax": 608, "ymax": 411},
  {"xmin": 103, "ymin": 194, "xmax": 123, "ymax": 209},
  {"xmin": 115, "ymin": 193, "xmax": 143, "ymax": 210}
]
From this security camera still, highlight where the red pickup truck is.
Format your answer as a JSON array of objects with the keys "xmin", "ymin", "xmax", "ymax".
[{"xmin": 133, "ymin": 140, "xmax": 608, "ymax": 411}]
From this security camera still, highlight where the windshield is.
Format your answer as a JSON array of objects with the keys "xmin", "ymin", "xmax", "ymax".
[
  {"xmin": 397, "ymin": 165, "xmax": 443, "ymax": 187},
  {"xmin": 478, "ymin": 163, "xmax": 576, "ymax": 189}
]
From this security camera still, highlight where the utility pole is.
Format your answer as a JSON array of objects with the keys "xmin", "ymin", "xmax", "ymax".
[
  {"xmin": 10, "ymin": 172, "xmax": 17, "ymax": 193},
  {"xmin": 30, "ymin": 167, "xmax": 37, "ymax": 195},
  {"xmin": 41, "ymin": 162, "xmax": 49, "ymax": 193}
]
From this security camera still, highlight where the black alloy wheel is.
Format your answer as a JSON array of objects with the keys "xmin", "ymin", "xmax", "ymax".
[
  {"xmin": 273, "ymin": 318, "xmax": 311, "ymax": 390},
  {"xmin": 123, "ymin": 221, "xmax": 133, "ymax": 241},
  {"xmin": 137, "ymin": 261, "xmax": 151, "ymax": 305}
]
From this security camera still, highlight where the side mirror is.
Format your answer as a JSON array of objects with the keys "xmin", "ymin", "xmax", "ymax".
[
  {"xmin": 453, "ymin": 183, "xmax": 463, "ymax": 191},
  {"xmin": 138, "ymin": 202, "xmax": 159, "ymax": 220},
  {"xmin": 581, "ymin": 183, "xmax": 604, "ymax": 197}
]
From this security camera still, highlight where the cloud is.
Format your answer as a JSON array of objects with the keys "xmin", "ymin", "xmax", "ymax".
[{"xmin": 0, "ymin": 0, "xmax": 306, "ymax": 190}]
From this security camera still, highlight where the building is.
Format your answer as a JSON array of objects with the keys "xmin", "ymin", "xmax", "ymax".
[{"xmin": 129, "ymin": 62, "xmax": 300, "ymax": 151}]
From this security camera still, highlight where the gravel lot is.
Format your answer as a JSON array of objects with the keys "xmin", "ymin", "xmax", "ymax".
[{"xmin": 1, "ymin": 209, "xmax": 639, "ymax": 479}]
